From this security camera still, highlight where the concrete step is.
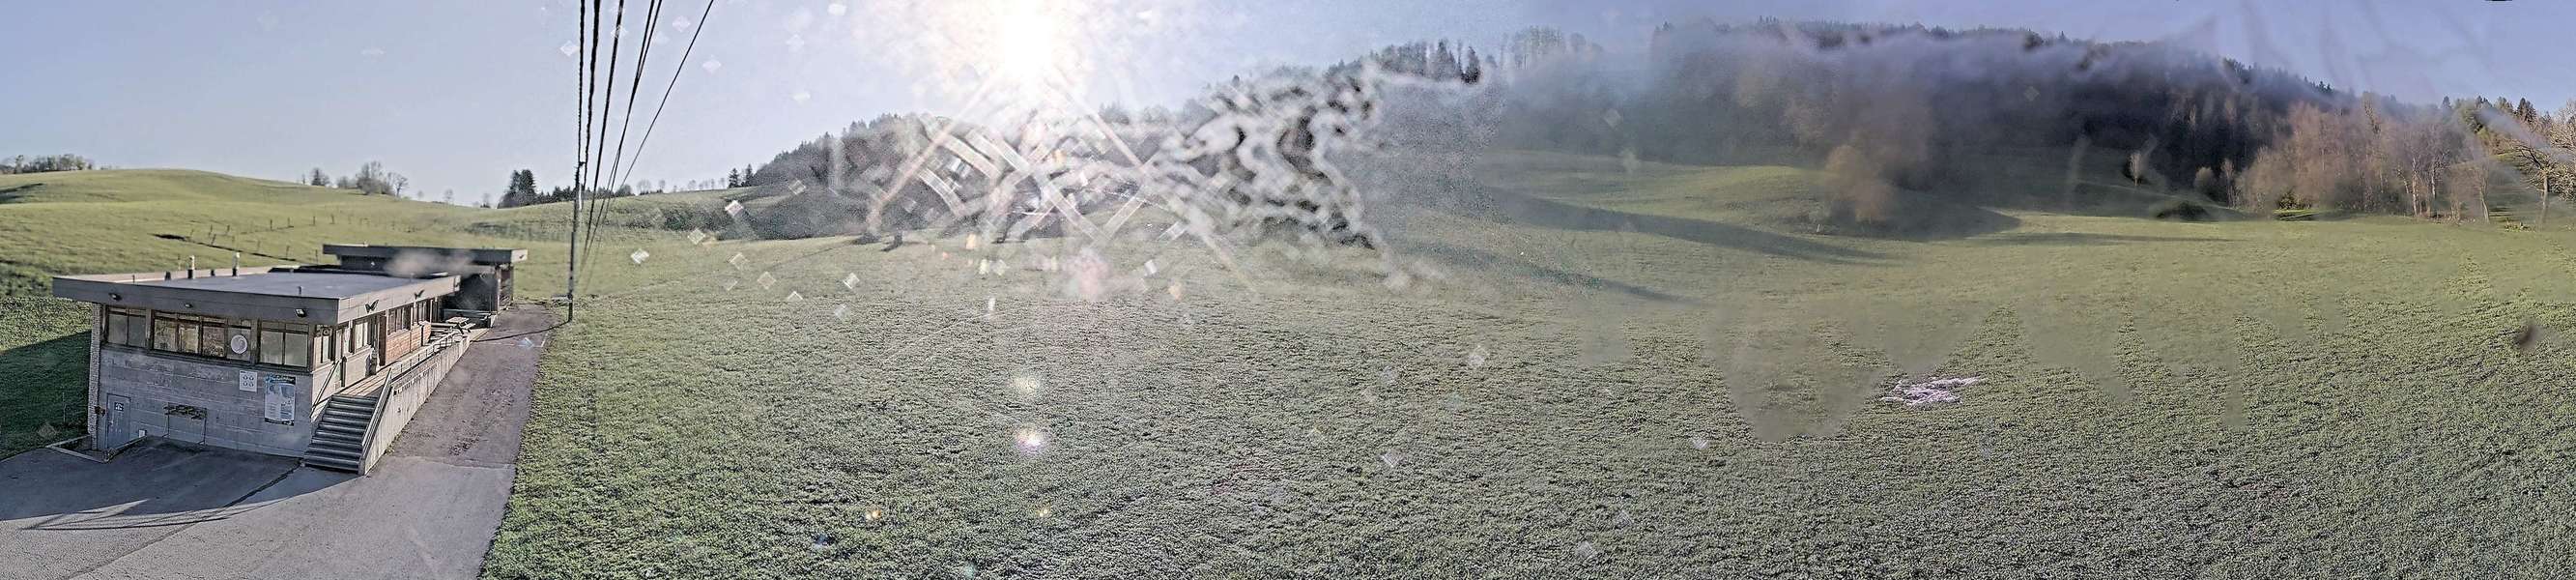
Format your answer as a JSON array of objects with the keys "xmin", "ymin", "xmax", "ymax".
[
  {"xmin": 331, "ymin": 397, "xmax": 379, "ymax": 408},
  {"xmin": 321, "ymin": 410, "xmax": 373, "ymax": 422},
  {"xmin": 319, "ymin": 416, "xmax": 369, "ymax": 429},
  {"xmin": 316, "ymin": 422, "xmax": 366, "ymax": 437},
  {"xmin": 312, "ymin": 431, "xmax": 362, "ymax": 445},
  {"xmin": 302, "ymin": 454, "xmax": 360, "ymax": 473},
  {"xmin": 304, "ymin": 447, "xmax": 362, "ymax": 461}
]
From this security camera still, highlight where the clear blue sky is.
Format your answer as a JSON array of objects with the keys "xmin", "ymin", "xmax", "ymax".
[{"xmin": 3, "ymin": 1, "xmax": 2567, "ymax": 204}]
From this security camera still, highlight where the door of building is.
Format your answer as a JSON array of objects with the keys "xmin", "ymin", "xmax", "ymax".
[{"xmin": 101, "ymin": 394, "xmax": 132, "ymax": 449}]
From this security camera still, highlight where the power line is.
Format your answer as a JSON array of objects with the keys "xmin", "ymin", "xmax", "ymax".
[
  {"xmin": 578, "ymin": 0, "xmax": 628, "ymax": 280},
  {"xmin": 615, "ymin": 0, "xmax": 719, "ymax": 188},
  {"xmin": 587, "ymin": 0, "xmax": 664, "ymax": 280},
  {"xmin": 603, "ymin": 0, "xmax": 665, "ymax": 189},
  {"xmin": 494, "ymin": 0, "xmax": 717, "ymax": 344},
  {"xmin": 490, "ymin": 0, "xmax": 609, "ymax": 343},
  {"xmin": 586, "ymin": 0, "xmax": 715, "ymax": 267}
]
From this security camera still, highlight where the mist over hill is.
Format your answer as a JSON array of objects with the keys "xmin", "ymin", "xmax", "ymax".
[{"xmin": 716, "ymin": 19, "xmax": 2562, "ymax": 244}]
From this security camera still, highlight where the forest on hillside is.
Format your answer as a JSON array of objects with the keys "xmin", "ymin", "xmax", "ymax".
[{"xmin": 720, "ymin": 19, "xmax": 2576, "ymax": 241}]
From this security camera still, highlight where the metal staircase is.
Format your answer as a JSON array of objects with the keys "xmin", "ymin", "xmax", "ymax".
[{"xmin": 302, "ymin": 393, "xmax": 378, "ymax": 472}]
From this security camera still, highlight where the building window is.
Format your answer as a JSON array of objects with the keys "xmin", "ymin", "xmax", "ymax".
[
  {"xmin": 172, "ymin": 316, "xmax": 200, "ymax": 354},
  {"xmin": 152, "ymin": 316, "xmax": 176, "ymax": 351},
  {"xmin": 259, "ymin": 321, "xmax": 311, "ymax": 368},
  {"xmin": 197, "ymin": 322, "xmax": 227, "ymax": 359},
  {"xmin": 152, "ymin": 312, "xmax": 238, "ymax": 360},
  {"xmin": 317, "ymin": 325, "xmax": 336, "ymax": 363},
  {"xmin": 105, "ymin": 307, "xmax": 150, "ymax": 347},
  {"xmin": 391, "ymin": 304, "xmax": 415, "ymax": 332}
]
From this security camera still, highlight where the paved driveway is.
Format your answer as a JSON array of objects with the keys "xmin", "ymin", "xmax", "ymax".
[{"xmin": 0, "ymin": 309, "xmax": 552, "ymax": 580}]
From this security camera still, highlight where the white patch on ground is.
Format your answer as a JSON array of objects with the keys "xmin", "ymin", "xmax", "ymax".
[{"xmin": 1882, "ymin": 376, "xmax": 1982, "ymax": 407}]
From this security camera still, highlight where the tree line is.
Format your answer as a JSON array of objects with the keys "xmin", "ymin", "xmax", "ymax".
[
  {"xmin": 300, "ymin": 161, "xmax": 414, "ymax": 197},
  {"xmin": 490, "ymin": 168, "xmax": 688, "ymax": 208},
  {"xmin": 701, "ymin": 19, "xmax": 2576, "ymax": 238},
  {"xmin": 0, "ymin": 154, "xmax": 98, "ymax": 174},
  {"xmin": 1462, "ymin": 19, "xmax": 2576, "ymax": 227},
  {"xmin": 2234, "ymin": 96, "xmax": 2575, "ymax": 223}
]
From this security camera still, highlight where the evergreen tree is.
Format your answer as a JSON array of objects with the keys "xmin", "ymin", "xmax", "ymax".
[
  {"xmin": 1462, "ymin": 47, "xmax": 1484, "ymax": 84},
  {"xmin": 502, "ymin": 169, "xmax": 538, "ymax": 207}
]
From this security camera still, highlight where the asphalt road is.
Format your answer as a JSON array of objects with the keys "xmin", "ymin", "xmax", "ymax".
[{"xmin": 0, "ymin": 308, "xmax": 553, "ymax": 580}]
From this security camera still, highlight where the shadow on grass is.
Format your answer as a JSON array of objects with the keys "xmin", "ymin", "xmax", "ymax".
[
  {"xmin": 1398, "ymin": 239, "xmax": 1696, "ymax": 304},
  {"xmin": 1464, "ymin": 190, "xmax": 1890, "ymax": 265},
  {"xmin": 1968, "ymin": 232, "xmax": 2241, "ymax": 246},
  {"xmin": 1, "ymin": 333, "xmax": 88, "ymax": 456}
]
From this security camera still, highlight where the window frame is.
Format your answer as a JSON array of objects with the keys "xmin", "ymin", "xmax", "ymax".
[
  {"xmin": 104, "ymin": 307, "xmax": 148, "ymax": 347},
  {"xmin": 257, "ymin": 321, "xmax": 312, "ymax": 368}
]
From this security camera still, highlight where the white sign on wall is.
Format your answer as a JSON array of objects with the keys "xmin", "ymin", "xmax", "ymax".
[
  {"xmin": 229, "ymin": 334, "xmax": 250, "ymax": 355},
  {"xmin": 238, "ymin": 370, "xmax": 258, "ymax": 392},
  {"xmin": 262, "ymin": 375, "xmax": 297, "ymax": 424}
]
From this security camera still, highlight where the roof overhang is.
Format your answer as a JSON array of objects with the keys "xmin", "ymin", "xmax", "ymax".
[
  {"xmin": 51, "ymin": 269, "xmax": 463, "ymax": 325},
  {"xmin": 322, "ymin": 244, "xmax": 526, "ymax": 266}
]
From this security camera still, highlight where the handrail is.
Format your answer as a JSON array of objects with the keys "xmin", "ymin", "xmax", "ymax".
[
  {"xmin": 356, "ymin": 380, "xmax": 386, "ymax": 473},
  {"xmin": 350, "ymin": 326, "xmax": 475, "ymax": 472}
]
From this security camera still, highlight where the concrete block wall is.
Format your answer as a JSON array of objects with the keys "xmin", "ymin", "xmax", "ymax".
[
  {"xmin": 85, "ymin": 306, "xmax": 102, "ymax": 447},
  {"xmin": 97, "ymin": 349, "xmax": 315, "ymax": 457}
]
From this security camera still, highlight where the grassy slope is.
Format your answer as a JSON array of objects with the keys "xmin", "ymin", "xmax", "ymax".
[
  {"xmin": 478, "ymin": 153, "xmax": 2576, "ymax": 577},
  {"xmin": 7, "ymin": 162, "xmax": 2571, "ymax": 575},
  {"xmin": 0, "ymin": 296, "xmax": 92, "ymax": 454},
  {"xmin": 0, "ymin": 169, "xmax": 648, "ymax": 455}
]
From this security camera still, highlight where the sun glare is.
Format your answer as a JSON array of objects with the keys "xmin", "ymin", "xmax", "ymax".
[{"xmin": 989, "ymin": 1, "xmax": 1066, "ymax": 92}]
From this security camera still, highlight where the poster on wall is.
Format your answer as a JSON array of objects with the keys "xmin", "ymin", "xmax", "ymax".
[
  {"xmin": 238, "ymin": 370, "xmax": 258, "ymax": 392},
  {"xmin": 262, "ymin": 375, "xmax": 297, "ymax": 424}
]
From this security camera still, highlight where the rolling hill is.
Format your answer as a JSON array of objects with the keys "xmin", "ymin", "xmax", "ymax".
[
  {"xmin": 7, "ymin": 157, "xmax": 2575, "ymax": 576},
  {"xmin": 0, "ymin": 168, "xmax": 717, "ymax": 454}
]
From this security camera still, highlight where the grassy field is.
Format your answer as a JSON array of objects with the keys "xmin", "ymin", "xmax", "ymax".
[
  {"xmin": 472, "ymin": 152, "xmax": 2573, "ymax": 578},
  {"xmin": 0, "ymin": 169, "xmax": 646, "ymax": 455},
  {"xmin": 7, "ymin": 160, "xmax": 2574, "ymax": 576}
]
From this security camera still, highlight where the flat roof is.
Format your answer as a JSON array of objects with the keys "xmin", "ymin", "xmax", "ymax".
[
  {"xmin": 126, "ymin": 271, "xmax": 437, "ymax": 299},
  {"xmin": 53, "ymin": 268, "xmax": 463, "ymax": 325},
  {"xmin": 322, "ymin": 244, "xmax": 526, "ymax": 265}
]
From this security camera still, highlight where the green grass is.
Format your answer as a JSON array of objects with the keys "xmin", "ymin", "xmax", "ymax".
[
  {"xmin": 0, "ymin": 168, "xmax": 643, "ymax": 454},
  {"xmin": 476, "ymin": 152, "xmax": 2576, "ymax": 577},
  {"xmin": 0, "ymin": 296, "xmax": 92, "ymax": 455},
  {"xmin": 9, "ymin": 161, "xmax": 2575, "ymax": 576}
]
